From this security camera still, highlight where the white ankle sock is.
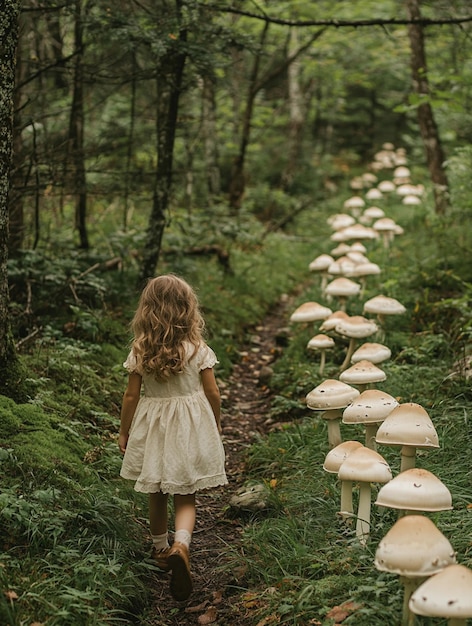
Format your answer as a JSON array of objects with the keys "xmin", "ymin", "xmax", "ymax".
[
  {"xmin": 151, "ymin": 532, "xmax": 169, "ymax": 551},
  {"xmin": 174, "ymin": 529, "xmax": 191, "ymax": 548}
]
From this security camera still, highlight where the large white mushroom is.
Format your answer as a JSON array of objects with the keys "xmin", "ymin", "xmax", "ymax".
[
  {"xmin": 409, "ymin": 564, "xmax": 472, "ymax": 625},
  {"xmin": 375, "ymin": 515, "xmax": 456, "ymax": 626},
  {"xmin": 375, "ymin": 402, "xmax": 440, "ymax": 472},
  {"xmin": 343, "ymin": 388, "xmax": 398, "ymax": 449},
  {"xmin": 306, "ymin": 379, "xmax": 360, "ymax": 448},
  {"xmin": 351, "ymin": 342, "xmax": 391, "ymax": 365},
  {"xmin": 375, "ymin": 467, "xmax": 452, "ymax": 514},
  {"xmin": 339, "ymin": 359, "xmax": 387, "ymax": 393},
  {"xmin": 363, "ymin": 294, "xmax": 406, "ymax": 327},
  {"xmin": 325, "ymin": 277, "xmax": 361, "ymax": 311},
  {"xmin": 334, "ymin": 315, "xmax": 378, "ymax": 371},
  {"xmin": 338, "ymin": 446, "xmax": 392, "ymax": 545}
]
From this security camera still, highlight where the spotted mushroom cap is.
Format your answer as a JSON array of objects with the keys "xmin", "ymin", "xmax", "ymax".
[
  {"xmin": 343, "ymin": 389, "xmax": 398, "ymax": 425},
  {"xmin": 409, "ymin": 564, "xmax": 472, "ymax": 619},
  {"xmin": 335, "ymin": 315, "xmax": 378, "ymax": 339},
  {"xmin": 374, "ymin": 515, "xmax": 456, "ymax": 577},
  {"xmin": 339, "ymin": 360, "xmax": 387, "ymax": 386},
  {"xmin": 375, "ymin": 468, "xmax": 452, "ymax": 512},
  {"xmin": 306, "ymin": 379, "xmax": 360, "ymax": 411},
  {"xmin": 351, "ymin": 342, "xmax": 391, "ymax": 364},
  {"xmin": 375, "ymin": 403, "xmax": 439, "ymax": 448}
]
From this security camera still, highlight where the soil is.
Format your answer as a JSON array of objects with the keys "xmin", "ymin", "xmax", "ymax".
[{"xmin": 141, "ymin": 295, "xmax": 294, "ymax": 626}]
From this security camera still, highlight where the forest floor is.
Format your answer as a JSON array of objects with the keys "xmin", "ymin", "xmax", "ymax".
[{"xmin": 141, "ymin": 294, "xmax": 295, "ymax": 626}]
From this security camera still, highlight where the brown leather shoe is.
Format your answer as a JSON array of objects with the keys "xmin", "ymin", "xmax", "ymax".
[
  {"xmin": 151, "ymin": 546, "xmax": 171, "ymax": 571},
  {"xmin": 167, "ymin": 542, "xmax": 192, "ymax": 601}
]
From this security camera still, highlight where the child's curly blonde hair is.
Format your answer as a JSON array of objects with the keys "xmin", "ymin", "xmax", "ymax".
[{"xmin": 131, "ymin": 274, "xmax": 205, "ymax": 380}]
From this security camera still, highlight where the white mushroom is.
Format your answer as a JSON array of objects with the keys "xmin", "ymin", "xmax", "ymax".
[
  {"xmin": 363, "ymin": 294, "xmax": 406, "ymax": 327},
  {"xmin": 334, "ymin": 315, "xmax": 378, "ymax": 371},
  {"xmin": 375, "ymin": 467, "xmax": 452, "ymax": 514},
  {"xmin": 375, "ymin": 402, "xmax": 440, "ymax": 472},
  {"xmin": 343, "ymin": 388, "xmax": 398, "ymax": 449},
  {"xmin": 375, "ymin": 515, "xmax": 456, "ymax": 626},
  {"xmin": 325, "ymin": 277, "xmax": 361, "ymax": 311},
  {"xmin": 339, "ymin": 359, "xmax": 387, "ymax": 393},
  {"xmin": 338, "ymin": 446, "xmax": 392, "ymax": 545},
  {"xmin": 409, "ymin": 564, "xmax": 472, "ymax": 625},
  {"xmin": 306, "ymin": 379, "xmax": 360, "ymax": 448},
  {"xmin": 290, "ymin": 301, "xmax": 332, "ymax": 324},
  {"xmin": 351, "ymin": 342, "xmax": 391, "ymax": 365},
  {"xmin": 323, "ymin": 440, "xmax": 364, "ymax": 520},
  {"xmin": 307, "ymin": 334, "xmax": 335, "ymax": 375}
]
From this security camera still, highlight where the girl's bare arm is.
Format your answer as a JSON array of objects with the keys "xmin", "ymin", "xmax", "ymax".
[
  {"xmin": 201, "ymin": 368, "xmax": 221, "ymax": 432},
  {"xmin": 119, "ymin": 372, "xmax": 142, "ymax": 453}
]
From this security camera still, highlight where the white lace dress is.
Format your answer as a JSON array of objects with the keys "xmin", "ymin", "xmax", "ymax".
[{"xmin": 120, "ymin": 342, "xmax": 227, "ymax": 495}]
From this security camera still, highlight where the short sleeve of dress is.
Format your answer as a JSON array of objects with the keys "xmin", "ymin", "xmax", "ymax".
[
  {"xmin": 197, "ymin": 343, "xmax": 218, "ymax": 371},
  {"xmin": 123, "ymin": 349, "xmax": 138, "ymax": 373}
]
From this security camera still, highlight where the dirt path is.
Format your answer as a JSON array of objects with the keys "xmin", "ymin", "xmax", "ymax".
[{"xmin": 141, "ymin": 295, "xmax": 292, "ymax": 626}]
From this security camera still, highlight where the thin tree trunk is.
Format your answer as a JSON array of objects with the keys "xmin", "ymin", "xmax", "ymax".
[
  {"xmin": 281, "ymin": 27, "xmax": 305, "ymax": 190},
  {"xmin": 0, "ymin": 0, "xmax": 26, "ymax": 400},
  {"xmin": 138, "ymin": 0, "xmax": 187, "ymax": 284},
  {"xmin": 69, "ymin": 0, "xmax": 88, "ymax": 249},
  {"xmin": 201, "ymin": 74, "xmax": 220, "ymax": 197},
  {"xmin": 406, "ymin": 0, "xmax": 449, "ymax": 214}
]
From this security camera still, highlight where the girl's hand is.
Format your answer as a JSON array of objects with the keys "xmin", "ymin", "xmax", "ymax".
[{"xmin": 118, "ymin": 433, "xmax": 129, "ymax": 454}]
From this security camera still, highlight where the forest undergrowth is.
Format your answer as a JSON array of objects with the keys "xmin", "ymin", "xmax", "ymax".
[{"xmin": 1, "ymin": 153, "xmax": 472, "ymax": 625}]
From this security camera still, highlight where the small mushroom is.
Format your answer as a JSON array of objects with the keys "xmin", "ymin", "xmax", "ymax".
[
  {"xmin": 363, "ymin": 294, "xmax": 406, "ymax": 327},
  {"xmin": 409, "ymin": 564, "xmax": 472, "ymax": 625},
  {"xmin": 375, "ymin": 515, "xmax": 456, "ymax": 626},
  {"xmin": 338, "ymin": 446, "xmax": 392, "ymax": 545},
  {"xmin": 323, "ymin": 440, "xmax": 364, "ymax": 520},
  {"xmin": 339, "ymin": 359, "xmax": 387, "ymax": 392},
  {"xmin": 307, "ymin": 334, "xmax": 335, "ymax": 375},
  {"xmin": 324, "ymin": 277, "xmax": 361, "ymax": 311},
  {"xmin": 308, "ymin": 254, "xmax": 334, "ymax": 292},
  {"xmin": 351, "ymin": 342, "xmax": 391, "ymax": 365},
  {"xmin": 306, "ymin": 379, "xmax": 360, "ymax": 448},
  {"xmin": 334, "ymin": 315, "xmax": 379, "ymax": 371},
  {"xmin": 290, "ymin": 301, "xmax": 333, "ymax": 324},
  {"xmin": 343, "ymin": 388, "xmax": 398, "ymax": 449},
  {"xmin": 375, "ymin": 402, "xmax": 439, "ymax": 472}
]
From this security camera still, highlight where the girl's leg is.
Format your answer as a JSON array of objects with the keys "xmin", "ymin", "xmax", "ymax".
[
  {"xmin": 173, "ymin": 493, "xmax": 196, "ymax": 546},
  {"xmin": 168, "ymin": 493, "xmax": 195, "ymax": 601},
  {"xmin": 149, "ymin": 491, "xmax": 169, "ymax": 561}
]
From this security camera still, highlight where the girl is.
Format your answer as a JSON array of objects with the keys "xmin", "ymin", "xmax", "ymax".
[{"xmin": 119, "ymin": 274, "xmax": 227, "ymax": 602}]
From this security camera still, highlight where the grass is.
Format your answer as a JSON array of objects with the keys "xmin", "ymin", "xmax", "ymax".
[{"xmin": 1, "ymin": 155, "xmax": 472, "ymax": 624}]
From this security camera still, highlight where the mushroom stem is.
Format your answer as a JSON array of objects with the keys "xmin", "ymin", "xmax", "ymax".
[
  {"xmin": 400, "ymin": 576, "xmax": 423, "ymax": 626},
  {"xmin": 319, "ymin": 350, "xmax": 326, "ymax": 376},
  {"xmin": 356, "ymin": 481, "xmax": 372, "ymax": 546},
  {"xmin": 449, "ymin": 620, "xmax": 467, "ymax": 626},
  {"xmin": 400, "ymin": 445, "xmax": 417, "ymax": 472},
  {"xmin": 339, "ymin": 338, "xmax": 356, "ymax": 372},
  {"xmin": 323, "ymin": 409, "xmax": 343, "ymax": 448},
  {"xmin": 364, "ymin": 424, "xmax": 378, "ymax": 450},
  {"xmin": 320, "ymin": 273, "xmax": 328, "ymax": 293},
  {"xmin": 339, "ymin": 480, "xmax": 354, "ymax": 522}
]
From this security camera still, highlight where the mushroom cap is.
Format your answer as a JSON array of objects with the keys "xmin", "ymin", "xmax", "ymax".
[
  {"xmin": 343, "ymin": 389, "xmax": 398, "ymax": 425},
  {"xmin": 290, "ymin": 301, "xmax": 333, "ymax": 323},
  {"xmin": 373, "ymin": 217, "xmax": 398, "ymax": 233},
  {"xmin": 346, "ymin": 251, "xmax": 370, "ymax": 265},
  {"xmin": 337, "ymin": 446, "xmax": 392, "ymax": 483},
  {"xmin": 332, "ymin": 224, "xmax": 378, "ymax": 242},
  {"xmin": 328, "ymin": 257, "xmax": 357, "ymax": 277},
  {"xmin": 375, "ymin": 402, "xmax": 439, "ymax": 448},
  {"xmin": 309, "ymin": 254, "xmax": 334, "ymax": 272},
  {"xmin": 325, "ymin": 277, "xmax": 361, "ymax": 298},
  {"xmin": 363, "ymin": 206, "xmax": 385, "ymax": 220},
  {"xmin": 328, "ymin": 213, "xmax": 356, "ymax": 231},
  {"xmin": 377, "ymin": 180, "xmax": 396, "ymax": 193},
  {"xmin": 335, "ymin": 315, "xmax": 378, "ymax": 339},
  {"xmin": 307, "ymin": 334, "xmax": 335, "ymax": 351},
  {"xmin": 343, "ymin": 196, "xmax": 365, "ymax": 209},
  {"xmin": 363, "ymin": 295, "xmax": 406, "ymax": 316},
  {"xmin": 319, "ymin": 310, "xmax": 350, "ymax": 332},
  {"xmin": 374, "ymin": 515, "xmax": 456, "ymax": 577},
  {"xmin": 323, "ymin": 441, "xmax": 364, "ymax": 473},
  {"xmin": 394, "ymin": 166, "xmax": 411, "ymax": 178},
  {"xmin": 351, "ymin": 342, "xmax": 391, "ymax": 364},
  {"xmin": 339, "ymin": 360, "xmax": 387, "ymax": 386},
  {"xmin": 330, "ymin": 243, "xmax": 352, "ymax": 257},
  {"xmin": 409, "ymin": 564, "xmax": 472, "ymax": 618},
  {"xmin": 350, "ymin": 242, "xmax": 367, "ymax": 253},
  {"xmin": 375, "ymin": 468, "xmax": 452, "ymax": 512},
  {"xmin": 366, "ymin": 188, "xmax": 383, "ymax": 201},
  {"xmin": 403, "ymin": 194, "xmax": 421, "ymax": 205},
  {"xmin": 306, "ymin": 379, "xmax": 360, "ymax": 411},
  {"xmin": 347, "ymin": 262, "xmax": 381, "ymax": 279},
  {"xmin": 362, "ymin": 172, "xmax": 378, "ymax": 185}
]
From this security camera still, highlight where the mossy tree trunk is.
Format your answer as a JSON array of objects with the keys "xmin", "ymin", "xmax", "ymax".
[{"xmin": 0, "ymin": 0, "xmax": 27, "ymax": 402}]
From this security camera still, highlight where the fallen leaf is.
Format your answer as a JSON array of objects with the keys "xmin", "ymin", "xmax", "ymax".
[
  {"xmin": 212, "ymin": 590, "xmax": 224, "ymax": 604},
  {"xmin": 185, "ymin": 600, "xmax": 209, "ymax": 613},
  {"xmin": 325, "ymin": 601, "xmax": 362, "ymax": 623},
  {"xmin": 198, "ymin": 606, "xmax": 217, "ymax": 624},
  {"xmin": 4, "ymin": 590, "xmax": 18, "ymax": 601}
]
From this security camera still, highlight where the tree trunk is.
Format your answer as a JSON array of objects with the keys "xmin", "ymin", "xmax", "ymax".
[
  {"xmin": 0, "ymin": 0, "xmax": 26, "ymax": 401},
  {"xmin": 405, "ymin": 0, "xmax": 449, "ymax": 214},
  {"xmin": 201, "ymin": 74, "xmax": 221, "ymax": 197},
  {"xmin": 280, "ymin": 27, "xmax": 305, "ymax": 190},
  {"xmin": 69, "ymin": 0, "xmax": 89, "ymax": 249},
  {"xmin": 138, "ymin": 0, "xmax": 187, "ymax": 284}
]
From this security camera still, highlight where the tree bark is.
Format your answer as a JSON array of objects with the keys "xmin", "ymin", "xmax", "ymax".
[
  {"xmin": 69, "ymin": 0, "xmax": 89, "ymax": 249},
  {"xmin": 405, "ymin": 0, "xmax": 449, "ymax": 214},
  {"xmin": 0, "ymin": 0, "xmax": 26, "ymax": 401},
  {"xmin": 138, "ymin": 0, "xmax": 187, "ymax": 284},
  {"xmin": 201, "ymin": 74, "xmax": 221, "ymax": 197}
]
